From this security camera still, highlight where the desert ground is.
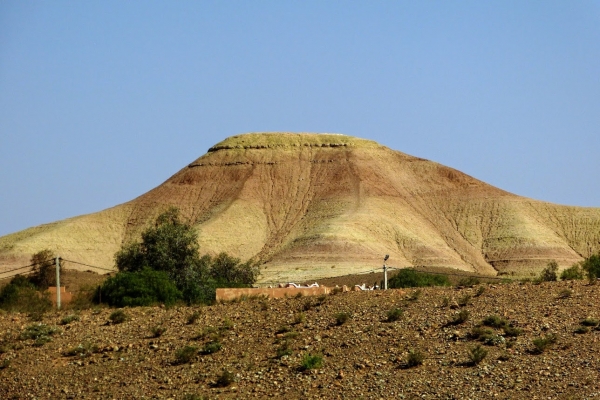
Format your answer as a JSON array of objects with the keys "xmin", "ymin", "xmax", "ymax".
[{"xmin": 1, "ymin": 279, "xmax": 600, "ymax": 399}]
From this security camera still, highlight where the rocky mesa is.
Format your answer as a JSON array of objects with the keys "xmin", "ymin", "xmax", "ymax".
[{"xmin": 1, "ymin": 132, "xmax": 599, "ymax": 282}]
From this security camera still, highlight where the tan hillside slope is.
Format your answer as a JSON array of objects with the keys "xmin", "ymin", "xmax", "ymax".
[{"xmin": 1, "ymin": 132, "xmax": 599, "ymax": 282}]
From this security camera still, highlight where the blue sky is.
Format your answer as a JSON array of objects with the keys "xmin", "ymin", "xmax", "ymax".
[{"xmin": 1, "ymin": 1, "xmax": 599, "ymax": 236}]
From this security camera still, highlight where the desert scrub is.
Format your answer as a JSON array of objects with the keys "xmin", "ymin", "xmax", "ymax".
[
  {"xmin": 173, "ymin": 345, "xmax": 198, "ymax": 364},
  {"xmin": 406, "ymin": 289, "xmax": 422, "ymax": 301},
  {"xmin": 406, "ymin": 349, "xmax": 424, "ymax": 368},
  {"xmin": 502, "ymin": 325, "xmax": 522, "ymax": 337},
  {"xmin": 276, "ymin": 340, "xmax": 293, "ymax": 358},
  {"xmin": 186, "ymin": 311, "xmax": 200, "ymax": 325},
  {"xmin": 557, "ymin": 289, "xmax": 573, "ymax": 299},
  {"xmin": 220, "ymin": 318, "xmax": 234, "ymax": 331},
  {"xmin": 293, "ymin": 312, "xmax": 305, "ymax": 325},
  {"xmin": 334, "ymin": 312, "xmax": 351, "ymax": 326},
  {"xmin": 315, "ymin": 294, "xmax": 328, "ymax": 305},
  {"xmin": 474, "ymin": 286, "xmax": 486, "ymax": 297},
  {"xmin": 63, "ymin": 342, "xmax": 99, "ymax": 357},
  {"xmin": 467, "ymin": 345, "xmax": 487, "ymax": 365},
  {"xmin": 300, "ymin": 352, "xmax": 323, "ymax": 371},
  {"xmin": 580, "ymin": 318, "xmax": 599, "ymax": 327},
  {"xmin": 482, "ymin": 315, "xmax": 508, "ymax": 328},
  {"xmin": 537, "ymin": 261, "xmax": 558, "ymax": 282},
  {"xmin": 531, "ymin": 333, "xmax": 557, "ymax": 354},
  {"xmin": 469, "ymin": 326, "xmax": 494, "ymax": 341},
  {"xmin": 109, "ymin": 309, "xmax": 128, "ymax": 324},
  {"xmin": 150, "ymin": 325, "xmax": 167, "ymax": 338},
  {"xmin": 440, "ymin": 297, "xmax": 450, "ymax": 308},
  {"xmin": 574, "ymin": 326, "xmax": 590, "ymax": 334},
  {"xmin": 60, "ymin": 314, "xmax": 80, "ymax": 325},
  {"xmin": 386, "ymin": 308, "xmax": 403, "ymax": 322},
  {"xmin": 457, "ymin": 277, "xmax": 480, "ymax": 287},
  {"xmin": 20, "ymin": 324, "xmax": 60, "ymax": 341},
  {"xmin": 0, "ymin": 359, "xmax": 10, "ymax": 370},
  {"xmin": 201, "ymin": 341, "xmax": 222, "ymax": 355},
  {"xmin": 215, "ymin": 369, "xmax": 235, "ymax": 387},
  {"xmin": 275, "ymin": 325, "xmax": 292, "ymax": 335},
  {"xmin": 457, "ymin": 294, "xmax": 471, "ymax": 307},
  {"xmin": 560, "ymin": 264, "xmax": 584, "ymax": 280},
  {"xmin": 449, "ymin": 310, "xmax": 469, "ymax": 325}
]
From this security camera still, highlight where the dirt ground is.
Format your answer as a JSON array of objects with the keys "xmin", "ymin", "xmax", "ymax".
[{"xmin": 1, "ymin": 279, "xmax": 600, "ymax": 399}]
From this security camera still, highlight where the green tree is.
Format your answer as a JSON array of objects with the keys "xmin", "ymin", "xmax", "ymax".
[
  {"xmin": 581, "ymin": 253, "xmax": 600, "ymax": 283},
  {"xmin": 537, "ymin": 261, "xmax": 558, "ymax": 282},
  {"xmin": 111, "ymin": 207, "xmax": 259, "ymax": 305},
  {"xmin": 209, "ymin": 252, "xmax": 260, "ymax": 286},
  {"xmin": 29, "ymin": 249, "xmax": 58, "ymax": 289}
]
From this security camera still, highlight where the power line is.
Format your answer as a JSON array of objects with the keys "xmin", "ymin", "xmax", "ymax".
[{"xmin": 60, "ymin": 258, "xmax": 114, "ymax": 273}]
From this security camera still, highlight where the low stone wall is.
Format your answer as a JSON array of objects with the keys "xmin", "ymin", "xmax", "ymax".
[
  {"xmin": 216, "ymin": 286, "xmax": 347, "ymax": 301},
  {"xmin": 47, "ymin": 286, "xmax": 73, "ymax": 306}
]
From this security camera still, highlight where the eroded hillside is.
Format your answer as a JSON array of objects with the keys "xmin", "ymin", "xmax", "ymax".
[{"xmin": 1, "ymin": 133, "xmax": 599, "ymax": 282}]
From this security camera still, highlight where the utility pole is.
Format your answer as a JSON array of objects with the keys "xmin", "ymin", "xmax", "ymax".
[
  {"xmin": 55, "ymin": 256, "xmax": 61, "ymax": 310},
  {"xmin": 383, "ymin": 254, "xmax": 389, "ymax": 290}
]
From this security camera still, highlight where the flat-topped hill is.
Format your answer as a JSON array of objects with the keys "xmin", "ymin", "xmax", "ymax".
[{"xmin": 1, "ymin": 132, "xmax": 599, "ymax": 282}]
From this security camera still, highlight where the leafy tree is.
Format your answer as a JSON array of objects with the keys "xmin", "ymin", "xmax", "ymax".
[
  {"xmin": 209, "ymin": 252, "xmax": 260, "ymax": 286},
  {"xmin": 581, "ymin": 253, "xmax": 600, "ymax": 283},
  {"xmin": 29, "ymin": 249, "xmax": 58, "ymax": 289},
  {"xmin": 537, "ymin": 261, "xmax": 558, "ymax": 282},
  {"xmin": 116, "ymin": 208, "xmax": 204, "ymax": 279},
  {"xmin": 110, "ymin": 207, "xmax": 259, "ymax": 305},
  {"xmin": 0, "ymin": 275, "xmax": 52, "ymax": 314}
]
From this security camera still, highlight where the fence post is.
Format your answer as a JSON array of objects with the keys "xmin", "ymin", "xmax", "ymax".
[{"xmin": 55, "ymin": 256, "xmax": 61, "ymax": 310}]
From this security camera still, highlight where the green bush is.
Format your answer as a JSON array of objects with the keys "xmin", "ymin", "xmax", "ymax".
[
  {"xmin": 482, "ymin": 315, "xmax": 507, "ymax": 328},
  {"xmin": 300, "ymin": 352, "xmax": 323, "ymax": 370},
  {"xmin": 449, "ymin": 310, "xmax": 469, "ymax": 325},
  {"xmin": 63, "ymin": 342, "xmax": 99, "ymax": 357},
  {"xmin": 150, "ymin": 325, "xmax": 167, "ymax": 337},
  {"xmin": 538, "ymin": 261, "xmax": 559, "ymax": 282},
  {"xmin": 201, "ymin": 341, "xmax": 222, "ymax": 355},
  {"xmin": 581, "ymin": 318, "xmax": 599, "ymax": 327},
  {"xmin": 334, "ymin": 312, "xmax": 351, "ymax": 326},
  {"xmin": 457, "ymin": 294, "xmax": 471, "ymax": 307},
  {"xmin": 174, "ymin": 345, "xmax": 198, "ymax": 364},
  {"xmin": 557, "ymin": 289, "xmax": 573, "ymax": 299},
  {"xmin": 97, "ymin": 268, "xmax": 182, "ymax": 307},
  {"xmin": 215, "ymin": 369, "xmax": 235, "ymax": 387},
  {"xmin": 276, "ymin": 341, "xmax": 293, "ymax": 358},
  {"xmin": 20, "ymin": 324, "xmax": 60, "ymax": 341},
  {"xmin": 502, "ymin": 325, "xmax": 522, "ymax": 337},
  {"xmin": 531, "ymin": 333, "xmax": 557, "ymax": 354},
  {"xmin": 387, "ymin": 269, "xmax": 450, "ymax": 289},
  {"xmin": 574, "ymin": 326, "xmax": 590, "ymax": 334},
  {"xmin": 560, "ymin": 264, "xmax": 584, "ymax": 280},
  {"xmin": 406, "ymin": 349, "xmax": 424, "ymax": 367},
  {"xmin": 386, "ymin": 308, "xmax": 403, "ymax": 322},
  {"xmin": 60, "ymin": 315, "xmax": 80, "ymax": 325},
  {"xmin": 457, "ymin": 277, "xmax": 480, "ymax": 287},
  {"xmin": 187, "ymin": 311, "xmax": 200, "ymax": 325},
  {"xmin": 468, "ymin": 345, "xmax": 487, "ymax": 365},
  {"xmin": 109, "ymin": 309, "xmax": 128, "ymax": 324},
  {"xmin": 581, "ymin": 254, "xmax": 600, "ymax": 282},
  {"xmin": 0, "ymin": 276, "xmax": 52, "ymax": 315}
]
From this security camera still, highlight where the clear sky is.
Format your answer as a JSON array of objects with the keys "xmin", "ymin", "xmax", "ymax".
[{"xmin": 1, "ymin": 1, "xmax": 599, "ymax": 237}]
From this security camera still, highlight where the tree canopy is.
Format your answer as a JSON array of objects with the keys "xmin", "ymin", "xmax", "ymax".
[{"xmin": 104, "ymin": 207, "xmax": 259, "ymax": 305}]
